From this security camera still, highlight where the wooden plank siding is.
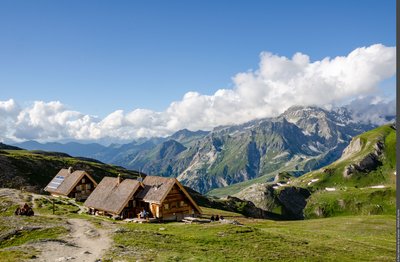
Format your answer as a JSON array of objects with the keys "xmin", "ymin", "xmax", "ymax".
[
  {"xmin": 152, "ymin": 184, "xmax": 198, "ymax": 221},
  {"xmin": 67, "ymin": 175, "xmax": 96, "ymax": 201},
  {"xmin": 83, "ymin": 175, "xmax": 201, "ymax": 221}
]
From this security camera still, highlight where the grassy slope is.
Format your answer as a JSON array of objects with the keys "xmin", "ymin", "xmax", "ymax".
[
  {"xmin": 0, "ymin": 149, "xmax": 141, "ymax": 190},
  {"xmin": 109, "ymin": 215, "xmax": 395, "ymax": 261},
  {"xmin": 294, "ymin": 124, "xmax": 396, "ymax": 189},
  {"xmin": 296, "ymin": 124, "xmax": 396, "ymax": 218}
]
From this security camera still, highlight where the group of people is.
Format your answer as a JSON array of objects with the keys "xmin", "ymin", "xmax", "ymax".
[
  {"xmin": 14, "ymin": 203, "xmax": 34, "ymax": 216},
  {"xmin": 210, "ymin": 214, "xmax": 224, "ymax": 221},
  {"xmin": 138, "ymin": 209, "xmax": 149, "ymax": 219}
]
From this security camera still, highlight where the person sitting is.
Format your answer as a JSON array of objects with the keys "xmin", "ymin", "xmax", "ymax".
[
  {"xmin": 215, "ymin": 215, "xmax": 220, "ymax": 221},
  {"xmin": 210, "ymin": 215, "xmax": 215, "ymax": 221},
  {"xmin": 139, "ymin": 210, "xmax": 145, "ymax": 219},
  {"xmin": 220, "ymin": 215, "xmax": 224, "ymax": 220}
]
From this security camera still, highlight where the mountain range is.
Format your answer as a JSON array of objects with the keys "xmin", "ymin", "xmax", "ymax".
[
  {"xmin": 232, "ymin": 123, "xmax": 396, "ymax": 219},
  {"xmin": 13, "ymin": 106, "xmax": 383, "ymax": 193}
]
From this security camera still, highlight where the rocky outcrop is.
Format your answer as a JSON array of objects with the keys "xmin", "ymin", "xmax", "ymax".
[
  {"xmin": 273, "ymin": 172, "xmax": 294, "ymax": 183},
  {"xmin": 341, "ymin": 138, "xmax": 362, "ymax": 161},
  {"xmin": 234, "ymin": 182, "xmax": 310, "ymax": 220},
  {"xmin": 276, "ymin": 187, "xmax": 311, "ymax": 220},
  {"xmin": 223, "ymin": 196, "xmax": 281, "ymax": 219},
  {"xmin": 234, "ymin": 183, "xmax": 278, "ymax": 211},
  {"xmin": 343, "ymin": 141, "xmax": 384, "ymax": 178}
]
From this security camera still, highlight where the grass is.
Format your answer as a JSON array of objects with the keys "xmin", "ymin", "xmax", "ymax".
[
  {"xmin": 34, "ymin": 197, "xmax": 81, "ymax": 215},
  {"xmin": 199, "ymin": 206, "xmax": 245, "ymax": 218},
  {"xmin": 0, "ymin": 249, "xmax": 38, "ymax": 262},
  {"xmin": 304, "ymin": 186, "xmax": 396, "ymax": 218},
  {"xmin": 0, "ymin": 226, "xmax": 67, "ymax": 249},
  {"xmin": 108, "ymin": 215, "xmax": 395, "ymax": 261}
]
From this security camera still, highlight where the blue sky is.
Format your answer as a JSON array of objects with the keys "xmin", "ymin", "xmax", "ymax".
[
  {"xmin": 0, "ymin": 0, "xmax": 395, "ymax": 117},
  {"xmin": 0, "ymin": 1, "xmax": 396, "ymax": 142}
]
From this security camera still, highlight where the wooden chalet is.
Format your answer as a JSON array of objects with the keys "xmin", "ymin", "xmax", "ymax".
[
  {"xmin": 84, "ymin": 176, "xmax": 143, "ymax": 218},
  {"xmin": 137, "ymin": 176, "xmax": 202, "ymax": 221},
  {"xmin": 44, "ymin": 167, "xmax": 97, "ymax": 201},
  {"xmin": 84, "ymin": 175, "xmax": 202, "ymax": 221}
]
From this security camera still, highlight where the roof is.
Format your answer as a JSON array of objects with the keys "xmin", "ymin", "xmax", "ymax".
[
  {"xmin": 84, "ymin": 177, "xmax": 142, "ymax": 214},
  {"xmin": 137, "ymin": 176, "xmax": 202, "ymax": 213},
  {"xmin": 45, "ymin": 169, "xmax": 97, "ymax": 196},
  {"xmin": 137, "ymin": 176, "xmax": 176, "ymax": 203}
]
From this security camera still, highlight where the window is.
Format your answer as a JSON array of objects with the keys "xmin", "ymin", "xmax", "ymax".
[
  {"xmin": 180, "ymin": 201, "xmax": 187, "ymax": 207},
  {"xmin": 76, "ymin": 185, "xmax": 82, "ymax": 190},
  {"xmin": 82, "ymin": 178, "xmax": 86, "ymax": 183},
  {"xmin": 86, "ymin": 184, "xmax": 91, "ymax": 190},
  {"xmin": 164, "ymin": 203, "xmax": 169, "ymax": 210}
]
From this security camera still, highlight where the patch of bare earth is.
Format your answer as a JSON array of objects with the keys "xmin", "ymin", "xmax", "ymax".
[{"xmin": 33, "ymin": 219, "xmax": 113, "ymax": 262}]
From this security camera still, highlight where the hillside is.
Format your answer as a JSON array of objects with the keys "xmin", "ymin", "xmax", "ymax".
[
  {"xmin": 223, "ymin": 124, "xmax": 396, "ymax": 219},
  {"xmin": 0, "ymin": 143, "xmax": 23, "ymax": 151},
  {"xmin": 0, "ymin": 148, "xmax": 142, "ymax": 192},
  {"xmin": 293, "ymin": 123, "xmax": 396, "ymax": 189}
]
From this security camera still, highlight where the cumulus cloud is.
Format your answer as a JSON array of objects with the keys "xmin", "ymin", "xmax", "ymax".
[
  {"xmin": 345, "ymin": 96, "xmax": 396, "ymax": 125},
  {"xmin": 0, "ymin": 44, "xmax": 396, "ymax": 142}
]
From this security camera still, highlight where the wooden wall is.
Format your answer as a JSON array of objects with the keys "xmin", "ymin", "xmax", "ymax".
[
  {"xmin": 68, "ymin": 175, "xmax": 96, "ymax": 201},
  {"xmin": 153, "ymin": 184, "xmax": 199, "ymax": 221}
]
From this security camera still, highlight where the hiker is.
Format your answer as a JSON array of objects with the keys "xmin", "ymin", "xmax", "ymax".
[
  {"xmin": 220, "ymin": 215, "xmax": 224, "ymax": 220},
  {"xmin": 210, "ymin": 215, "xmax": 215, "ymax": 221},
  {"xmin": 215, "ymin": 215, "xmax": 220, "ymax": 221}
]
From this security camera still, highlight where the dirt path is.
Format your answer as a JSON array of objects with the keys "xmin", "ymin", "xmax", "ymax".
[{"xmin": 34, "ymin": 218, "xmax": 114, "ymax": 262}]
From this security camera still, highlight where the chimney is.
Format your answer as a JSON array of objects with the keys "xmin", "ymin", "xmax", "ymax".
[
  {"xmin": 137, "ymin": 173, "xmax": 143, "ymax": 182},
  {"xmin": 68, "ymin": 166, "xmax": 73, "ymax": 174},
  {"xmin": 117, "ymin": 174, "xmax": 121, "ymax": 185}
]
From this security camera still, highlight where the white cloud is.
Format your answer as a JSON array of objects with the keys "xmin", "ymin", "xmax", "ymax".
[
  {"xmin": 0, "ymin": 44, "xmax": 396, "ymax": 142},
  {"xmin": 346, "ymin": 96, "xmax": 396, "ymax": 125}
]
